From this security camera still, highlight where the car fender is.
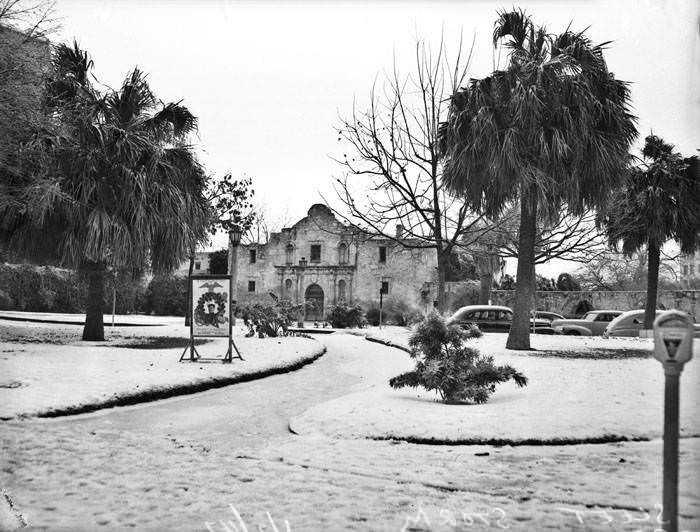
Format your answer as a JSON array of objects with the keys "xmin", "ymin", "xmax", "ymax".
[{"xmin": 556, "ymin": 324, "xmax": 593, "ymax": 336}]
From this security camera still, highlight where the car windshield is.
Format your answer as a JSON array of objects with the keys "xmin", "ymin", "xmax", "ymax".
[
  {"xmin": 452, "ymin": 309, "xmax": 470, "ymax": 320},
  {"xmin": 582, "ymin": 312, "xmax": 598, "ymax": 321}
]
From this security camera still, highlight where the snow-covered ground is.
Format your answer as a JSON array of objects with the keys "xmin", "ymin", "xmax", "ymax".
[
  {"xmin": 3, "ymin": 416, "xmax": 698, "ymax": 531},
  {"xmin": 0, "ymin": 317, "xmax": 325, "ymax": 419},
  {"xmin": 291, "ymin": 327, "xmax": 700, "ymax": 443},
  {"xmin": 1, "ymin": 325, "xmax": 698, "ymax": 530}
]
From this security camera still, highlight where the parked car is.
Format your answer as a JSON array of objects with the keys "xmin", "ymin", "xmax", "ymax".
[
  {"xmin": 447, "ymin": 305, "xmax": 553, "ymax": 334},
  {"xmin": 534, "ymin": 311, "xmax": 565, "ymax": 322},
  {"xmin": 603, "ymin": 309, "xmax": 700, "ymax": 338},
  {"xmin": 551, "ymin": 310, "xmax": 624, "ymax": 336}
]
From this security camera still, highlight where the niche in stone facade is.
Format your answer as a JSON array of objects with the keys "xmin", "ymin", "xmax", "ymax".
[{"xmin": 338, "ymin": 242, "xmax": 349, "ymax": 265}]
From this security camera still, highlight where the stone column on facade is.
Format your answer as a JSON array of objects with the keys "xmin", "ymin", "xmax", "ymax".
[
  {"xmin": 296, "ymin": 258, "xmax": 307, "ymax": 327},
  {"xmin": 332, "ymin": 271, "xmax": 338, "ymax": 305}
]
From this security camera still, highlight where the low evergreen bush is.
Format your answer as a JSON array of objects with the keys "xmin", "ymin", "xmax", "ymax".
[
  {"xmin": 389, "ymin": 313, "xmax": 528, "ymax": 404},
  {"xmin": 240, "ymin": 294, "xmax": 302, "ymax": 338},
  {"xmin": 382, "ymin": 298, "xmax": 423, "ymax": 326},
  {"xmin": 365, "ymin": 307, "xmax": 387, "ymax": 326},
  {"xmin": 326, "ymin": 304, "xmax": 366, "ymax": 328}
]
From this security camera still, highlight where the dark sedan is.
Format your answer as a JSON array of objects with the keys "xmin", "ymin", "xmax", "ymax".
[{"xmin": 446, "ymin": 305, "xmax": 553, "ymax": 334}]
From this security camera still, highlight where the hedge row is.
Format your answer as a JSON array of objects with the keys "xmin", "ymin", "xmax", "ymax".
[{"xmin": 0, "ymin": 263, "xmax": 186, "ymax": 316}]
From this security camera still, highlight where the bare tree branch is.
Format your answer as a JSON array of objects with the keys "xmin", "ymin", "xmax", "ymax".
[{"xmin": 329, "ymin": 31, "xmax": 496, "ymax": 311}]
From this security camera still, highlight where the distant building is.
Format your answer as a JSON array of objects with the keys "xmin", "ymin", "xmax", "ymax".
[
  {"xmin": 229, "ymin": 204, "xmax": 438, "ymax": 320},
  {"xmin": 175, "ymin": 251, "xmax": 213, "ymax": 276},
  {"xmin": 679, "ymin": 243, "xmax": 700, "ymax": 287}
]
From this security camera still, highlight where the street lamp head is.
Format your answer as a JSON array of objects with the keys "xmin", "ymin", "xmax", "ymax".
[
  {"xmin": 299, "ymin": 257, "xmax": 307, "ymax": 268},
  {"xmin": 229, "ymin": 226, "xmax": 243, "ymax": 246}
]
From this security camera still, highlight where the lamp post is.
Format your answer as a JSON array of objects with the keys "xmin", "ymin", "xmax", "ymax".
[
  {"xmin": 297, "ymin": 257, "xmax": 307, "ymax": 328},
  {"xmin": 379, "ymin": 282, "xmax": 388, "ymax": 329},
  {"xmin": 228, "ymin": 226, "xmax": 243, "ymax": 325}
]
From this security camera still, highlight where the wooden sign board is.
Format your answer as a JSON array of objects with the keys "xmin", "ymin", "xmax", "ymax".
[
  {"xmin": 180, "ymin": 274, "xmax": 242, "ymax": 363},
  {"xmin": 192, "ymin": 275, "xmax": 230, "ymax": 337}
]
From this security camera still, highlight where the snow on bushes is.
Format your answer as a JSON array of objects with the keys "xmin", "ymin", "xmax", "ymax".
[{"xmin": 389, "ymin": 313, "xmax": 528, "ymax": 404}]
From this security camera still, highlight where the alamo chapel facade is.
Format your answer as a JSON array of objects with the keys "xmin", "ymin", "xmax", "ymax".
[{"xmin": 228, "ymin": 204, "xmax": 438, "ymax": 320}]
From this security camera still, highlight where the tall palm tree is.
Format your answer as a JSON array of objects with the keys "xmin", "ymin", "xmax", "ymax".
[
  {"xmin": 0, "ymin": 42, "xmax": 210, "ymax": 340},
  {"xmin": 599, "ymin": 135, "xmax": 700, "ymax": 329},
  {"xmin": 439, "ymin": 10, "xmax": 637, "ymax": 349}
]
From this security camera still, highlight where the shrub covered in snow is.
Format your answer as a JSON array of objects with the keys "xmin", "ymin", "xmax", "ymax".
[
  {"xmin": 241, "ymin": 294, "xmax": 302, "ymax": 338},
  {"xmin": 389, "ymin": 313, "xmax": 528, "ymax": 404},
  {"xmin": 326, "ymin": 304, "xmax": 366, "ymax": 328}
]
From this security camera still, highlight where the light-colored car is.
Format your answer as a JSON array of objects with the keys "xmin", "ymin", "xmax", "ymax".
[
  {"xmin": 603, "ymin": 309, "xmax": 700, "ymax": 338},
  {"xmin": 551, "ymin": 310, "xmax": 624, "ymax": 336},
  {"xmin": 447, "ymin": 305, "xmax": 552, "ymax": 333}
]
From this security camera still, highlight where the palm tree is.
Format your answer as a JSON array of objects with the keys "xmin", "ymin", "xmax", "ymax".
[
  {"xmin": 599, "ymin": 135, "xmax": 700, "ymax": 329},
  {"xmin": 439, "ymin": 9, "xmax": 637, "ymax": 349},
  {"xmin": 0, "ymin": 42, "xmax": 210, "ymax": 340}
]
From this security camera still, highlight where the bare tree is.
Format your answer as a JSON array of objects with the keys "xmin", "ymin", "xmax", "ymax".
[
  {"xmin": 184, "ymin": 174, "xmax": 254, "ymax": 326},
  {"xmin": 329, "ymin": 32, "xmax": 498, "ymax": 312},
  {"xmin": 574, "ymin": 249, "xmax": 678, "ymax": 292},
  {"xmin": 495, "ymin": 208, "xmax": 608, "ymax": 266},
  {"xmin": 243, "ymin": 202, "xmax": 293, "ymax": 245},
  {"xmin": 0, "ymin": 0, "xmax": 56, "ymax": 38},
  {"xmin": 461, "ymin": 208, "xmax": 608, "ymax": 305}
]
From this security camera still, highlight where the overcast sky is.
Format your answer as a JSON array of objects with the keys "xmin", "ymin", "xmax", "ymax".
[{"xmin": 55, "ymin": 0, "xmax": 700, "ymax": 275}]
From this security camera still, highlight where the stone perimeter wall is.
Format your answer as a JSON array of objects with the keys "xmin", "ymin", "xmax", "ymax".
[{"xmin": 489, "ymin": 289, "xmax": 700, "ymax": 318}]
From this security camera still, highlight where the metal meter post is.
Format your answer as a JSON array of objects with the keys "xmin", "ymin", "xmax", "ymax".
[{"xmin": 652, "ymin": 311, "xmax": 694, "ymax": 532}]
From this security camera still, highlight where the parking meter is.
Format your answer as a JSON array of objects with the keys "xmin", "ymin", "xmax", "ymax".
[
  {"xmin": 652, "ymin": 310, "xmax": 694, "ymax": 532},
  {"xmin": 652, "ymin": 311, "xmax": 694, "ymax": 371}
]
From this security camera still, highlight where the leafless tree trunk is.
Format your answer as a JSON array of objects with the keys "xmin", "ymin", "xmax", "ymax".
[{"xmin": 330, "ymin": 32, "xmax": 499, "ymax": 313}]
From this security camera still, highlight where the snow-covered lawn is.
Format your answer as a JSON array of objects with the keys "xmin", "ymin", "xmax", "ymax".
[
  {"xmin": 0, "ymin": 317, "xmax": 325, "ymax": 419},
  {"xmin": 291, "ymin": 327, "xmax": 700, "ymax": 443}
]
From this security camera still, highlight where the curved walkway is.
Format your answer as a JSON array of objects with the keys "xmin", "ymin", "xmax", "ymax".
[{"xmin": 30, "ymin": 332, "xmax": 369, "ymax": 451}]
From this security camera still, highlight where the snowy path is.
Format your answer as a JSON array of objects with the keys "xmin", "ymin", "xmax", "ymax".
[
  {"xmin": 2, "ymin": 333, "xmax": 699, "ymax": 531},
  {"xmin": 32, "ymin": 332, "xmax": 369, "ymax": 451}
]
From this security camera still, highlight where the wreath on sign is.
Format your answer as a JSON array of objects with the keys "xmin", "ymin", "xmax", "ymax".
[{"xmin": 194, "ymin": 292, "xmax": 227, "ymax": 328}]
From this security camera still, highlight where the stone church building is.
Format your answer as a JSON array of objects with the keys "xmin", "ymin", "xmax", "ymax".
[{"xmin": 229, "ymin": 204, "xmax": 437, "ymax": 319}]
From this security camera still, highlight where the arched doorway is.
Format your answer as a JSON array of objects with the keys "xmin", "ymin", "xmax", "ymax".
[{"xmin": 305, "ymin": 284, "xmax": 324, "ymax": 321}]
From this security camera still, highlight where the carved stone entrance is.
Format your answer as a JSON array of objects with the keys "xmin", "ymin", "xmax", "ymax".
[{"xmin": 305, "ymin": 284, "xmax": 324, "ymax": 321}]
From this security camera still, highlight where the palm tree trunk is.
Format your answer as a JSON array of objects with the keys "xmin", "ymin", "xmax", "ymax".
[
  {"xmin": 506, "ymin": 187, "xmax": 537, "ymax": 350},
  {"xmin": 644, "ymin": 241, "xmax": 660, "ymax": 329},
  {"xmin": 184, "ymin": 252, "xmax": 195, "ymax": 327},
  {"xmin": 82, "ymin": 262, "xmax": 105, "ymax": 341}
]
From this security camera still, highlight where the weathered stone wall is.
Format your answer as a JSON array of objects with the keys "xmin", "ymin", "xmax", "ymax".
[
  {"xmin": 489, "ymin": 289, "xmax": 700, "ymax": 318},
  {"xmin": 230, "ymin": 204, "xmax": 437, "ymax": 314},
  {"xmin": 421, "ymin": 281, "xmax": 486, "ymax": 314},
  {"xmin": 353, "ymin": 239, "xmax": 436, "ymax": 309}
]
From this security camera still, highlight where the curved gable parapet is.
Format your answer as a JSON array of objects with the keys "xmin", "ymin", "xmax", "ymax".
[
  {"xmin": 307, "ymin": 203, "xmax": 334, "ymax": 218},
  {"xmin": 290, "ymin": 203, "xmax": 348, "ymax": 234}
]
